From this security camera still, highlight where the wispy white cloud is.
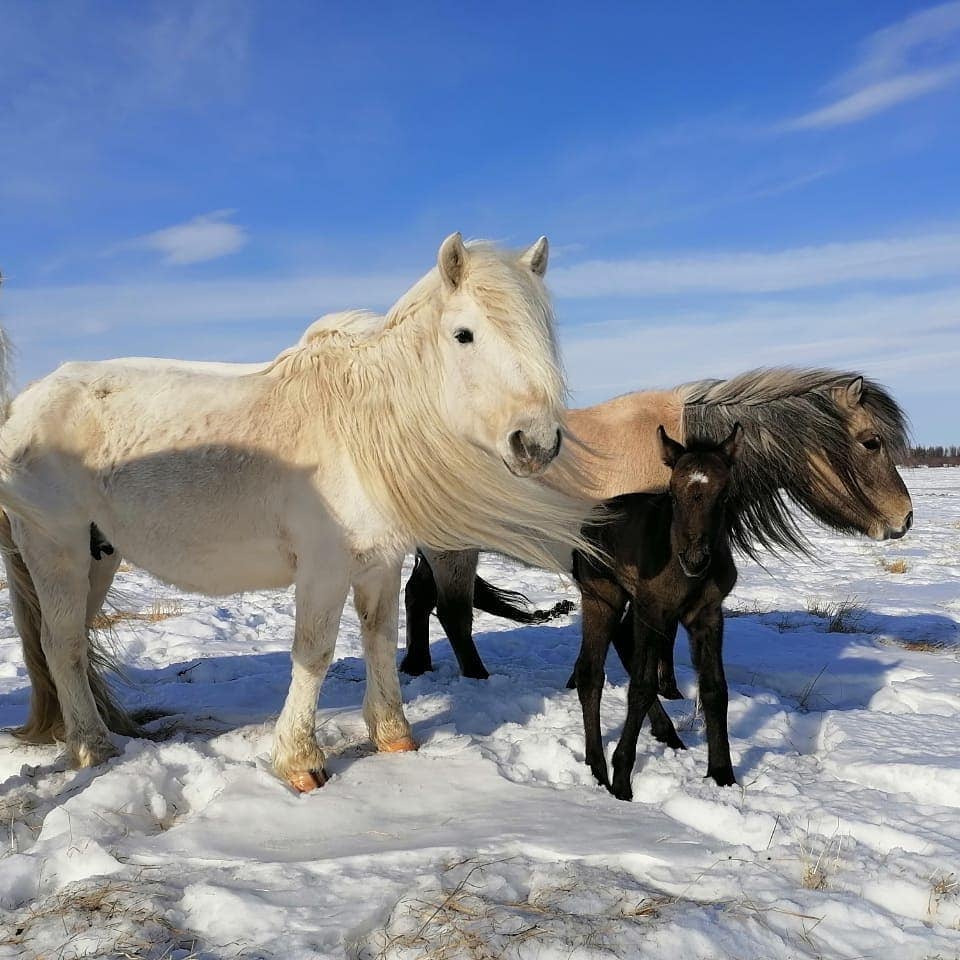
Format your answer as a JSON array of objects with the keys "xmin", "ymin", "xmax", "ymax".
[
  {"xmin": 785, "ymin": 64, "xmax": 960, "ymax": 130},
  {"xmin": 122, "ymin": 210, "xmax": 249, "ymax": 265},
  {"xmin": 840, "ymin": 1, "xmax": 960, "ymax": 87},
  {"xmin": 783, "ymin": 1, "xmax": 960, "ymax": 131},
  {"xmin": 562, "ymin": 286, "xmax": 960, "ymax": 422},
  {"xmin": 2, "ymin": 269, "xmax": 414, "ymax": 341},
  {"xmin": 549, "ymin": 228, "xmax": 960, "ymax": 297},
  {"xmin": 0, "ymin": 1, "xmax": 252, "ymax": 203},
  {"xmin": 3, "ymin": 260, "xmax": 960, "ymax": 441}
]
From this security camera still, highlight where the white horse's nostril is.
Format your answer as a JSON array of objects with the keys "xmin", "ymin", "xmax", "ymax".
[{"xmin": 509, "ymin": 430, "xmax": 530, "ymax": 461}]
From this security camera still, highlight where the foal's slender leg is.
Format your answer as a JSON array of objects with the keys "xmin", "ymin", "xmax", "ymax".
[
  {"xmin": 273, "ymin": 568, "xmax": 349, "ymax": 791},
  {"xmin": 685, "ymin": 603, "xmax": 736, "ymax": 786},
  {"xmin": 19, "ymin": 523, "xmax": 117, "ymax": 767},
  {"xmin": 400, "ymin": 551, "xmax": 438, "ymax": 676},
  {"xmin": 567, "ymin": 606, "xmax": 630, "ymax": 690},
  {"xmin": 574, "ymin": 576, "xmax": 627, "ymax": 790},
  {"xmin": 353, "ymin": 559, "xmax": 416, "ymax": 752},
  {"xmin": 610, "ymin": 617, "xmax": 663, "ymax": 801}
]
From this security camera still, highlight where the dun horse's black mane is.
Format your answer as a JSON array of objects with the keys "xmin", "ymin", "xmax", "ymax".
[{"xmin": 678, "ymin": 368, "xmax": 910, "ymax": 559}]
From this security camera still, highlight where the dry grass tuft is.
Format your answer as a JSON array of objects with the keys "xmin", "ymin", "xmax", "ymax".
[
  {"xmin": 899, "ymin": 638, "xmax": 952, "ymax": 653},
  {"xmin": 91, "ymin": 599, "xmax": 185, "ymax": 630},
  {"xmin": 361, "ymin": 858, "xmax": 667, "ymax": 960},
  {"xmin": 799, "ymin": 831, "xmax": 844, "ymax": 892},
  {"xmin": 806, "ymin": 598, "xmax": 866, "ymax": 634},
  {"xmin": 0, "ymin": 877, "xmax": 212, "ymax": 959},
  {"xmin": 879, "ymin": 557, "xmax": 909, "ymax": 574},
  {"xmin": 801, "ymin": 863, "xmax": 829, "ymax": 891}
]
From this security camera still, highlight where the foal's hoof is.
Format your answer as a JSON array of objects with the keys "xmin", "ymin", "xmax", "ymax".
[
  {"xmin": 378, "ymin": 735, "xmax": 419, "ymax": 753},
  {"xmin": 610, "ymin": 779, "xmax": 634, "ymax": 802},
  {"xmin": 707, "ymin": 765, "xmax": 737, "ymax": 788},
  {"xmin": 288, "ymin": 769, "xmax": 328, "ymax": 793}
]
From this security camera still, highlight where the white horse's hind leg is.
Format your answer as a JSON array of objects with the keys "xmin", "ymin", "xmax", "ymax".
[
  {"xmin": 19, "ymin": 525, "xmax": 118, "ymax": 767},
  {"xmin": 352, "ymin": 560, "xmax": 416, "ymax": 753},
  {"xmin": 86, "ymin": 550, "xmax": 121, "ymax": 625},
  {"xmin": 273, "ymin": 570, "xmax": 350, "ymax": 792}
]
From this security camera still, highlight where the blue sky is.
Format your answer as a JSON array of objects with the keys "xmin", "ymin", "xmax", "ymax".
[{"xmin": 2, "ymin": 1, "xmax": 959, "ymax": 442}]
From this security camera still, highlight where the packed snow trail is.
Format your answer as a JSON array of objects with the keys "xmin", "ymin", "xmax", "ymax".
[{"xmin": 1, "ymin": 468, "xmax": 959, "ymax": 958}]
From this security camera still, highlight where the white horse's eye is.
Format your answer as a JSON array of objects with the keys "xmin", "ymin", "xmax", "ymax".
[{"xmin": 454, "ymin": 329, "xmax": 474, "ymax": 344}]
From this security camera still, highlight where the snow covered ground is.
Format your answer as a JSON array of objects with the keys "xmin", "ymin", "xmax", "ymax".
[{"xmin": 1, "ymin": 467, "xmax": 959, "ymax": 959}]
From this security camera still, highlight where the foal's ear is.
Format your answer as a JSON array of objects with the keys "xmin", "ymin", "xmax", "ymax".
[
  {"xmin": 720, "ymin": 422, "xmax": 744, "ymax": 463},
  {"xmin": 843, "ymin": 376, "xmax": 864, "ymax": 408},
  {"xmin": 438, "ymin": 232, "xmax": 467, "ymax": 291},
  {"xmin": 658, "ymin": 425, "xmax": 686, "ymax": 468},
  {"xmin": 519, "ymin": 236, "xmax": 549, "ymax": 277}
]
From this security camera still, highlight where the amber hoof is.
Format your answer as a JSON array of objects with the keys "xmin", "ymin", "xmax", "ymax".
[{"xmin": 288, "ymin": 768, "xmax": 328, "ymax": 793}]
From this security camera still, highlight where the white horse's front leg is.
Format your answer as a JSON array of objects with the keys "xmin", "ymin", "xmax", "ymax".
[
  {"xmin": 273, "ymin": 569, "xmax": 349, "ymax": 792},
  {"xmin": 352, "ymin": 560, "xmax": 416, "ymax": 753}
]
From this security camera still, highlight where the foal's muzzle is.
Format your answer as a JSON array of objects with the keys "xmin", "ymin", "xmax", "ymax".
[
  {"xmin": 678, "ymin": 547, "xmax": 711, "ymax": 579},
  {"xmin": 504, "ymin": 427, "xmax": 562, "ymax": 477}
]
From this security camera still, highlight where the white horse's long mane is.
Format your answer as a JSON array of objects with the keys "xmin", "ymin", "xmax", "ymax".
[{"xmin": 262, "ymin": 244, "xmax": 595, "ymax": 569}]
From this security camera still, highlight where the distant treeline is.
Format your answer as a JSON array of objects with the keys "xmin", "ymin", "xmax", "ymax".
[{"xmin": 900, "ymin": 445, "xmax": 960, "ymax": 467}]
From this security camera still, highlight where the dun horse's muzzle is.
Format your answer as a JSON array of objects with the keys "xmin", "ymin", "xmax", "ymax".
[{"xmin": 884, "ymin": 510, "xmax": 913, "ymax": 540}]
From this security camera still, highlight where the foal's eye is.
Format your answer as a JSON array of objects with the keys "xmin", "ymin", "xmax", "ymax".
[
  {"xmin": 862, "ymin": 435, "xmax": 882, "ymax": 452},
  {"xmin": 454, "ymin": 328, "xmax": 474, "ymax": 344}
]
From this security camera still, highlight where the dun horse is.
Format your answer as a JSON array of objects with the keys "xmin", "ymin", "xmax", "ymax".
[
  {"xmin": 401, "ymin": 369, "xmax": 912, "ymax": 680},
  {"xmin": 0, "ymin": 234, "xmax": 598, "ymax": 792},
  {"xmin": 574, "ymin": 426, "xmax": 741, "ymax": 800}
]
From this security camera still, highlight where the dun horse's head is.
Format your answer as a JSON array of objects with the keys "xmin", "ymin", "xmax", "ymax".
[
  {"xmin": 659, "ymin": 423, "xmax": 742, "ymax": 579},
  {"xmin": 813, "ymin": 377, "xmax": 913, "ymax": 540},
  {"xmin": 433, "ymin": 233, "xmax": 565, "ymax": 478}
]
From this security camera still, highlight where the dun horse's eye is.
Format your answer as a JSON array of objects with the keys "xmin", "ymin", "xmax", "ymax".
[
  {"xmin": 454, "ymin": 329, "xmax": 474, "ymax": 344},
  {"xmin": 862, "ymin": 435, "xmax": 882, "ymax": 452}
]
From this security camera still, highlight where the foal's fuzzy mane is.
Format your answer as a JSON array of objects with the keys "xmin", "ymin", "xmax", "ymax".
[
  {"xmin": 678, "ymin": 368, "xmax": 910, "ymax": 558},
  {"xmin": 260, "ymin": 243, "xmax": 592, "ymax": 569}
]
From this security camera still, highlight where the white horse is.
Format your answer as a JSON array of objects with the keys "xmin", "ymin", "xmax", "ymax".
[{"xmin": 0, "ymin": 233, "xmax": 595, "ymax": 792}]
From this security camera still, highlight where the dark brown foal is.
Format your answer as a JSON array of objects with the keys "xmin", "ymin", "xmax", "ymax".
[{"xmin": 573, "ymin": 424, "xmax": 741, "ymax": 801}]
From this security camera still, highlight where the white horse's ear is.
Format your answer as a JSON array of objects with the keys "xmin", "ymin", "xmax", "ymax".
[
  {"xmin": 438, "ymin": 232, "xmax": 467, "ymax": 291},
  {"xmin": 519, "ymin": 236, "xmax": 549, "ymax": 277},
  {"xmin": 844, "ymin": 376, "xmax": 864, "ymax": 408}
]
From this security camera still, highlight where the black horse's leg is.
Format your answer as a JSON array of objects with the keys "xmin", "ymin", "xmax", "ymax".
[
  {"xmin": 400, "ymin": 551, "xmax": 438, "ymax": 676},
  {"xmin": 574, "ymin": 575, "xmax": 627, "ymax": 791},
  {"xmin": 610, "ymin": 616, "xmax": 662, "ymax": 801},
  {"xmin": 685, "ymin": 603, "xmax": 735, "ymax": 787},
  {"xmin": 430, "ymin": 548, "xmax": 488, "ymax": 680}
]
